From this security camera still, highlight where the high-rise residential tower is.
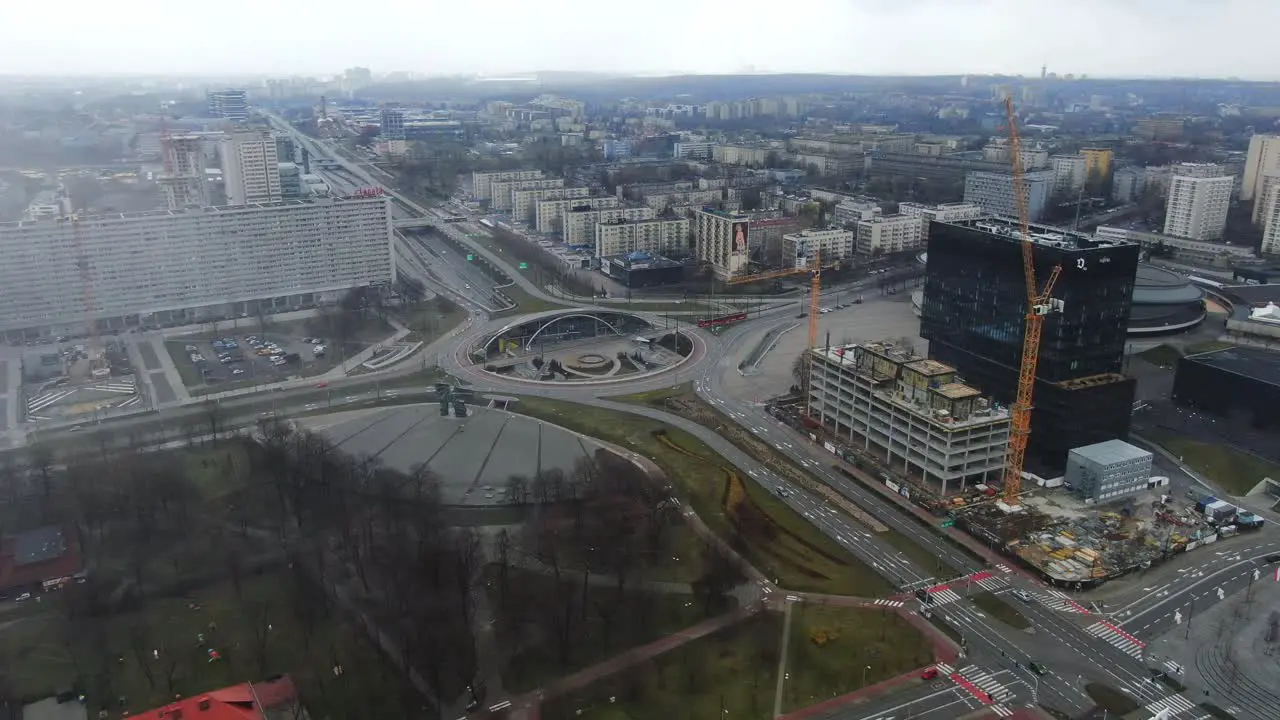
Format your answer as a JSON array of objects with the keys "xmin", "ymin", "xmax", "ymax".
[{"xmin": 221, "ymin": 131, "xmax": 282, "ymax": 206}]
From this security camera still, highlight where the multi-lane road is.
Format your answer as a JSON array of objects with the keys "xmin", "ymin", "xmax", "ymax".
[{"xmin": 35, "ymin": 114, "xmax": 1273, "ymax": 719}]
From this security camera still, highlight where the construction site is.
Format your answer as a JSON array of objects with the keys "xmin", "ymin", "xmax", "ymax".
[{"xmin": 756, "ymin": 97, "xmax": 1267, "ymax": 589}]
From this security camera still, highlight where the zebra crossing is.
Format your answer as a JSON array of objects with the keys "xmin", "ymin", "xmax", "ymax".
[
  {"xmin": 1142, "ymin": 692, "xmax": 1198, "ymax": 718},
  {"xmin": 966, "ymin": 570, "xmax": 1007, "ymax": 592},
  {"xmin": 951, "ymin": 665, "xmax": 1015, "ymax": 704},
  {"xmin": 989, "ymin": 704, "xmax": 1014, "ymax": 717},
  {"xmin": 925, "ymin": 585, "xmax": 963, "ymax": 605},
  {"xmin": 1036, "ymin": 589, "xmax": 1091, "ymax": 614},
  {"xmin": 26, "ymin": 377, "xmax": 139, "ymax": 414},
  {"xmin": 872, "ymin": 598, "xmax": 904, "ymax": 608},
  {"xmin": 1086, "ymin": 620, "xmax": 1147, "ymax": 659}
]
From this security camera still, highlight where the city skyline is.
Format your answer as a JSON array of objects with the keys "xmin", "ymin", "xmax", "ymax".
[{"xmin": 3, "ymin": 0, "xmax": 1280, "ymax": 80}]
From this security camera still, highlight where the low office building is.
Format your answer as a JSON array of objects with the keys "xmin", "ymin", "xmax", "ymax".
[
  {"xmin": 856, "ymin": 214, "xmax": 924, "ymax": 256},
  {"xmin": 898, "ymin": 201, "xmax": 983, "ymax": 240},
  {"xmin": 565, "ymin": 206, "xmax": 654, "ymax": 245},
  {"xmin": 536, "ymin": 195, "xmax": 620, "ymax": 234},
  {"xmin": 781, "ymin": 227, "xmax": 855, "ymax": 266},
  {"xmin": 1173, "ymin": 345, "xmax": 1280, "ymax": 431},
  {"xmin": 1065, "ymin": 439, "xmax": 1153, "ymax": 504},
  {"xmin": 0, "ymin": 196, "xmax": 394, "ymax": 339},
  {"xmin": 600, "ymin": 252, "xmax": 685, "ymax": 288},
  {"xmin": 807, "ymin": 341, "xmax": 1011, "ymax": 494},
  {"xmin": 595, "ymin": 217, "xmax": 690, "ymax": 258},
  {"xmin": 833, "ymin": 198, "xmax": 882, "ymax": 226},
  {"xmin": 512, "ymin": 186, "xmax": 590, "ymax": 224}
]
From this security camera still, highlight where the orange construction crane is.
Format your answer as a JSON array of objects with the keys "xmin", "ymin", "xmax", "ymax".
[
  {"xmin": 1000, "ymin": 96, "xmax": 1062, "ymax": 504},
  {"xmin": 727, "ymin": 246, "xmax": 834, "ymax": 411}
]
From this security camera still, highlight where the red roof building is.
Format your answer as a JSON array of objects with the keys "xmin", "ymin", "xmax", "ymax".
[
  {"xmin": 0, "ymin": 524, "xmax": 84, "ymax": 593},
  {"xmin": 134, "ymin": 675, "xmax": 303, "ymax": 720}
]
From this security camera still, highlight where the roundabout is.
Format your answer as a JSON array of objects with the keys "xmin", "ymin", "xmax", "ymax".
[{"xmin": 448, "ymin": 308, "xmax": 706, "ymax": 389}]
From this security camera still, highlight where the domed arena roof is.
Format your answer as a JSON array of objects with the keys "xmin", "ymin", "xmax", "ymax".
[{"xmin": 1128, "ymin": 264, "xmax": 1206, "ymax": 334}]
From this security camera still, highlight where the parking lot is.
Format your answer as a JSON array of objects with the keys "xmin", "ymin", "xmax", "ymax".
[{"xmin": 164, "ymin": 331, "xmax": 337, "ymax": 392}]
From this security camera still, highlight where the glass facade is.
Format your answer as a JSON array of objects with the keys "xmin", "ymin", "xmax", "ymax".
[{"xmin": 920, "ymin": 219, "xmax": 1141, "ymax": 469}]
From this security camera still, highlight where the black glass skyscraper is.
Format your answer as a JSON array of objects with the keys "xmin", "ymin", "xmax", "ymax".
[{"xmin": 920, "ymin": 217, "xmax": 1140, "ymax": 470}]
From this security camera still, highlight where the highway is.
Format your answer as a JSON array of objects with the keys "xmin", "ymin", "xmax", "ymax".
[{"xmin": 44, "ymin": 111, "xmax": 1266, "ymax": 719}]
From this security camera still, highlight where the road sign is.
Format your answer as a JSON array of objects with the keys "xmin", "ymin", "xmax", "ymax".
[
  {"xmin": 941, "ymin": 519, "xmax": 955, "ymax": 528},
  {"xmin": 466, "ymin": 254, "xmax": 474, "ymax": 261},
  {"xmin": 1174, "ymin": 610, "xmax": 1182, "ymax": 625},
  {"xmin": 519, "ymin": 262, "xmax": 528, "ymax": 270}
]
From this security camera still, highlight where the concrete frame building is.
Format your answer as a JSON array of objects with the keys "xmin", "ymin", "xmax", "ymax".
[
  {"xmin": 221, "ymin": 131, "xmax": 282, "ymax": 206},
  {"xmin": 471, "ymin": 170, "xmax": 543, "ymax": 201},
  {"xmin": 512, "ymin": 186, "xmax": 590, "ymax": 225},
  {"xmin": 1081, "ymin": 148, "xmax": 1114, "ymax": 182},
  {"xmin": 1112, "ymin": 167, "xmax": 1147, "ymax": 203},
  {"xmin": 807, "ymin": 341, "xmax": 1011, "ymax": 494},
  {"xmin": 673, "ymin": 141, "xmax": 715, "ymax": 160},
  {"xmin": 1065, "ymin": 439, "xmax": 1153, "ymax": 504},
  {"xmin": 159, "ymin": 135, "xmax": 210, "ymax": 210},
  {"xmin": 694, "ymin": 208, "xmax": 751, "ymax": 279},
  {"xmin": 833, "ymin": 199, "xmax": 882, "ymax": 226},
  {"xmin": 1051, "ymin": 154, "xmax": 1087, "ymax": 191},
  {"xmin": 856, "ymin": 214, "xmax": 924, "ymax": 256},
  {"xmin": 380, "ymin": 107, "xmax": 405, "ymax": 140},
  {"xmin": 1262, "ymin": 180, "xmax": 1280, "ymax": 256},
  {"xmin": 594, "ymin": 217, "xmax": 690, "ymax": 258},
  {"xmin": 535, "ymin": 195, "xmax": 620, "ymax": 234},
  {"xmin": 781, "ymin": 227, "xmax": 855, "ymax": 267},
  {"xmin": 964, "ymin": 170, "xmax": 1053, "ymax": 221},
  {"xmin": 1163, "ymin": 167, "xmax": 1233, "ymax": 241},
  {"xmin": 898, "ymin": 202, "xmax": 983, "ymax": 239},
  {"xmin": 0, "ymin": 197, "xmax": 394, "ymax": 338}
]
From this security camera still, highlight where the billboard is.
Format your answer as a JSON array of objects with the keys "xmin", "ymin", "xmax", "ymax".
[{"xmin": 731, "ymin": 221, "xmax": 749, "ymax": 257}]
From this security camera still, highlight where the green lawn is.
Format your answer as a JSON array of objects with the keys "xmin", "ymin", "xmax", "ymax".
[
  {"xmin": 0, "ymin": 575, "xmax": 424, "ymax": 718},
  {"xmin": 875, "ymin": 527, "xmax": 960, "ymax": 579},
  {"xmin": 488, "ymin": 566, "xmax": 733, "ymax": 694},
  {"xmin": 1144, "ymin": 428, "xmax": 1280, "ymax": 495},
  {"xmin": 782, "ymin": 604, "xmax": 934, "ymax": 713},
  {"xmin": 495, "ymin": 284, "xmax": 571, "ymax": 315},
  {"xmin": 509, "ymin": 397, "xmax": 892, "ymax": 597},
  {"xmin": 971, "ymin": 592, "xmax": 1030, "ymax": 630},
  {"xmin": 398, "ymin": 306, "xmax": 468, "ymax": 341},
  {"xmin": 539, "ymin": 613, "xmax": 782, "ymax": 720},
  {"xmin": 1085, "ymin": 683, "xmax": 1141, "ymax": 714}
]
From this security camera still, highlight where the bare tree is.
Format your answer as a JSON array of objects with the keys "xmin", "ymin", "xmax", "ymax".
[{"xmin": 505, "ymin": 474, "xmax": 529, "ymax": 505}]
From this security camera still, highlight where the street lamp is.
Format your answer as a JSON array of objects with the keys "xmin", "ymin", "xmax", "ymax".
[{"xmin": 861, "ymin": 664, "xmax": 871, "ymax": 687}]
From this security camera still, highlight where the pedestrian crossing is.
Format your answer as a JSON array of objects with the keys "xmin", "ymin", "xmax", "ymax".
[
  {"xmin": 1142, "ymin": 692, "xmax": 1198, "ymax": 717},
  {"xmin": 952, "ymin": 665, "xmax": 1015, "ymax": 704},
  {"xmin": 1087, "ymin": 620, "xmax": 1147, "ymax": 659},
  {"xmin": 989, "ymin": 705, "xmax": 1014, "ymax": 717},
  {"xmin": 873, "ymin": 598, "xmax": 904, "ymax": 608},
  {"xmin": 1036, "ymin": 589, "xmax": 1091, "ymax": 614},
  {"xmin": 996, "ymin": 563, "xmax": 1014, "ymax": 574},
  {"xmin": 967, "ymin": 570, "xmax": 1007, "ymax": 592},
  {"xmin": 924, "ymin": 584, "xmax": 963, "ymax": 606},
  {"xmin": 934, "ymin": 662, "xmax": 955, "ymax": 675}
]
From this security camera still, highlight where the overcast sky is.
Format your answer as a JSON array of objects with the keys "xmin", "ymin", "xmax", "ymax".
[{"xmin": 3, "ymin": 0, "xmax": 1277, "ymax": 80}]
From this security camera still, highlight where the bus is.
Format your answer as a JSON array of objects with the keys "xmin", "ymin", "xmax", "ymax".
[{"xmin": 479, "ymin": 218, "xmax": 496, "ymax": 229}]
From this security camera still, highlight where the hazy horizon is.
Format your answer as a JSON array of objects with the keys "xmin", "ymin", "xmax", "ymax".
[{"xmin": 3, "ymin": 0, "xmax": 1278, "ymax": 81}]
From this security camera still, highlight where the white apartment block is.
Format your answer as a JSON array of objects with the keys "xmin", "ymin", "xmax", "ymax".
[
  {"xmin": 565, "ymin": 206, "xmax": 654, "ymax": 245},
  {"xmin": 472, "ymin": 170, "xmax": 543, "ymax": 200},
  {"xmin": 0, "ymin": 197, "xmax": 394, "ymax": 337},
  {"xmin": 644, "ymin": 189, "xmax": 723, "ymax": 211},
  {"xmin": 791, "ymin": 153, "xmax": 853, "ymax": 175},
  {"xmin": 1163, "ymin": 172, "xmax": 1233, "ymax": 241},
  {"xmin": 964, "ymin": 170, "xmax": 1053, "ymax": 222},
  {"xmin": 1111, "ymin": 167, "xmax": 1147, "ymax": 203},
  {"xmin": 713, "ymin": 145, "xmax": 769, "ymax": 166},
  {"xmin": 983, "ymin": 141, "xmax": 1049, "ymax": 170},
  {"xmin": 807, "ymin": 341, "xmax": 1010, "ymax": 493},
  {"xmin": 1261, "ymin": 180, "xmax": 1280, "ymax": 256},
  {"xmin": 221, "ymin": 131, "xmax": 282, "ymax": 206},
  {"xmin": 781, "ymin": 228, "xmax": 855, "ymax": 267},
  {"xmin": 898, "ymin": 202, "xmax": 983, "ymax": 240},
  {"xmin": 856, "ymin": 214, "xmax": 924, "ymax": 256},
  {"xmin": 694, "ymin": 208, "xmax": 751, "ymax": 279},
  {"xmin": 535, "ymin": 195, "xmax": 620, "ymax": 234},
  {"xmin": 1050, "ymin": 154, "xmax": 1086, "ymax": 191},
  {"xmin": 512, "ymin": 186, "xmax": 590, "ymax": 224},
  {"xmin": 595, "ymin": 218, "xmax": 690, "ymax": 258},
  {"xmin": 490, "ymin": 178, "xmax": 566, "ymax": 211},
  {"xmin": 833, "ymin": 199, "xmax": 881, "ymax": 227},
  {"xmin": 1244, "ymin": 134, "xmax": 1280, "ymax": 207},
  {"xmin": 1095, "ymin": 225, "xmax": 1257, "ymax": 265}
]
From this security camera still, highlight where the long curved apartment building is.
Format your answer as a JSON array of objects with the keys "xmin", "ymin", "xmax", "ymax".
[{"xmin": 0, "ymin": 196, "xmax": 395, "ymax": 341}]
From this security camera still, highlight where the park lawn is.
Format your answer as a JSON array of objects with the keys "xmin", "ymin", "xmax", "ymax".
[
  {"xmin": 782, "ymin": 604, "xmax": 935, "ymax": 713},
  {"xmin": 510, "ymin": 397, "xmax": 892, "ymax": 597},
  {"xmin": 1144, "ymin": 428, "xmax": 1280, "ymax": 495},
  {"xmin": 488, "ymin": 566, "xmax": 733, "ymax": 694},
  {"xmin": 398, "ymin": 305, "xmax": 468, "ymax": 342},
  {"xmin": 164, "ymin": 341, "xmax": 207, "ymax": 388},
  {"xmin": 539, "ymin": 612, "xmax": 782, "ymax": 720},
  {"xmin": 875, "ymin": 527, "xmax": 960, "ymax": 579},
  {"xmin": 970, "ymin": 591, "xmax": 1031, "ymax": 630},
  {"xmin": 180, "ymin": 442, "xmax": 252, "ymax": 500},
  {"xmin": 0, "ymin": 574, "xmax": 423, "ymax": 718},
  {"xmin": 495, "ymin": 284, "xmax": 571, "ymax": 315},
  {"xmin": 269, "ymin": 313, "xmax": 394, "ymax": 344}
]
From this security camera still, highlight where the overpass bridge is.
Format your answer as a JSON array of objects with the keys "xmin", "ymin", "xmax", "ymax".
[{"xmin": 393, "ymin": 216, "xmax": 466, "ymax": 229}]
